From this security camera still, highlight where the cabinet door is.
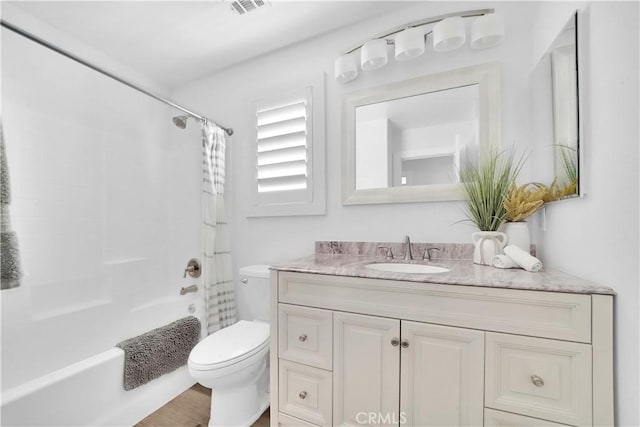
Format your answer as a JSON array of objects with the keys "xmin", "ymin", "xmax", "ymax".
[
  {"xmin": 334, "ymin": 312, "xmax": 400, "ymax": 427},
  {"xmin": 400, "ymin": 321, "xmax": 484, "ymax": 427}
]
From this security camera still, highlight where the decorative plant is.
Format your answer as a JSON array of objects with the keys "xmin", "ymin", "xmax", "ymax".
[
  {"xmin": 460, "ymin": 148, "xmax": 524, "ymax": 231},
  {"xmin": 557, "ymin": 144, "xmax": 578, "ymax": 184},
  {"xmin": 504, "ymin": 183, "xmax": 545, "ymax": 222},
  {"xmin": 541, "ymin": 143, "xmax": 578, "ymax": 202},
  {"xmin": 542, "ymin": 178, "xmax": 578, "ymax": 202}
]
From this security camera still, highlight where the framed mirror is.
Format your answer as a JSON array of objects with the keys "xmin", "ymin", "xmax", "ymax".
[
  {"xmin": 530, "ymin": 11, "xmax": 582, "ymax": 201},
  {"xmin": 342, "ymin": 62, "xmax": 500, "ymax": 205}
]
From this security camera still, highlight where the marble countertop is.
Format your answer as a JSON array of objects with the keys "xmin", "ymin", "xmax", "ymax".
[{"xmin": 271, "ymin": 254, "xmax": 616, "ymax": 295}]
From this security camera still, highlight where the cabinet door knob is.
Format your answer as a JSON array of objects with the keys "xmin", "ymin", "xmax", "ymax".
[
  {"xmin": 530, "ymin": 375, "xmax": 544, "ymax": 387},
  {"xmin": 299, "ymin": 391, "xmax": 307, "ymax": 400},
  {"xmin": 400, "ymin": 339, "xmax": 410, "ymax": 348},
  {"xmin": 299, "ymin": 334, "xmax": 308, "ymax": 342},
  {"xmin": 391, "ymin": 337, "xmax": 400, "ymax": 347}
]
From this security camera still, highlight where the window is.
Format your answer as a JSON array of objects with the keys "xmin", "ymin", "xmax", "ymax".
[
  {"xmin": 248, "ymin": 75, "xmax": 325, "ymax": 217},
  {"xmin": 257, "ymin": 89, "xmax": 310, "ymax": 198}
]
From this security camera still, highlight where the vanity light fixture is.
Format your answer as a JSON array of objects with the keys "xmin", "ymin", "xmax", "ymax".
[
  {"xmin": 395, "ymin": 27, "xmax": 426, "ymax": 61},
  {"xmin": 334, "ymin": 9, "xmax": 503, "ymax": 83},
  {"xmin": 335, "ymin": 53, "xmax": 358, "ymax": 83},
  {"xmin": 433, "ymin": 16, "xmax": 466, "ymax": 52},
  {"xmin": 470, "ymin": 13, "xmax": 505, "ymax": 49},
  {"xmin": 361, "ymin": 39, "xmax": 389, "ymax": 70}
]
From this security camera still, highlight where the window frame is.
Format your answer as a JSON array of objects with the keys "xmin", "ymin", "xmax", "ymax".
[{"xmin": 246, "ymin": 74, "xmax": 326, "ymax": 217}]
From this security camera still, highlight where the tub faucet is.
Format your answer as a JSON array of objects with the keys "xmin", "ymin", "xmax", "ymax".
[
  {"xmin": 402, "ymin": 235, "xmax": 413, "ymax": 260},
  {"xmin": 180, "ymin": 285, "xmax": 198, "ymax": 295}
]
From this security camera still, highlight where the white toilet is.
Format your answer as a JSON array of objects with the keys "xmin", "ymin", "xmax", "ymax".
[{"xmin": 188, "ymin": 265, "xmax": 271, "ymax": 427}]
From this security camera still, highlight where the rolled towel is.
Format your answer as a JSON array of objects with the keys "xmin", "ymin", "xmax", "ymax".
[
  {"xmin": 492, "ymin": 254, "xmax": 520, "ymax": 269},
  {"xmin": 504, "ymin": 245, "xmax": 543, "ymax": 272}
]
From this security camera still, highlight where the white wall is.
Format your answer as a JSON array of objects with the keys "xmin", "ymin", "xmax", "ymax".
[
  {"xmin": 533, "ymin": 3, "xmax": 639, "ymax": 426},
  {"xmin": 356, "ymin": 118, "xmax": 390, "ymax": 189},
  {"xmin": 173, "ymin": 1, "xmax": 537, "ymax": 266},
  {"xmin": 1, "ymin": 14, "xmax": 202, "ymax": 390},
  {"xmin": 172, "ymin": 2, "xmax": 638, "ymax": 424}
]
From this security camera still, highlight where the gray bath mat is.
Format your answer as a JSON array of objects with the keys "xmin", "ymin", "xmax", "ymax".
[{"xmin": 116, "ymin": 316, "xmax": 201, "ymax": 390}]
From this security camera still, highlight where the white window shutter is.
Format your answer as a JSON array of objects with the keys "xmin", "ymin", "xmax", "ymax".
[
  {"xmin": 247, "ymin": 75, "xmax": 325, "ymax": 217},
  {"xmin": 255, "ymin": 87, "xmax": 312, "ymax": 203}
]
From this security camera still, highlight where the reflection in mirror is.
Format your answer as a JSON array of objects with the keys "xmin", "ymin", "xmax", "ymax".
[
  {"xmin": 355, "ymin": 85, "xmax": 479, "ymax": 190},
  {"xmin": 342, "ymin": 62, "xmax": 500, "ymax": 205},
  {"xmin": 531, "ymin": 12, "xmax": 580, "ymax": 201}
]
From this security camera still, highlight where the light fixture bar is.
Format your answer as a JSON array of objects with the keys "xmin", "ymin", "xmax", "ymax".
[{"xmin": 343, "ymin": 8, "xmax": 494, "ymax": 55}]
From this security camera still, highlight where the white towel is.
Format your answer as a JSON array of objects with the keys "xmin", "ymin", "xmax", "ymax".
[
  {"xmin": 492, "ymin": 254, "xmax": 520, "ymax": 269},
  {"xmin": 504, "ymin": 245, "xmax": 543, "ymax": 272}
]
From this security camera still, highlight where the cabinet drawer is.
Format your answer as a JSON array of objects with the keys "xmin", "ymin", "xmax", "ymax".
[
  {"xmin": 485, "ymin": 333, "xmax": 592, "ymax": 426},
  {"xmin": 278, "ymin": 271, "xmax": 592, "ymax": 342},
  {"xmin": 485, "ymin": 408, "xmax": 572, "ymax": 426},
  {"xmin": 279, "ymin": 360, "xmax": 332, "ymax": 427},
  {"xmin": 278, "ymin": 304, "xmax": 333, "ymax": 369}
]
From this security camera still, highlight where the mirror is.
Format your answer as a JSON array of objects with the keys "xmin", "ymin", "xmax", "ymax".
[
  {"xmin": 342, "ymin": 62, "xmax": 500, "ymax": 205},
  {"xmin": 355, "ymin": 85, "xmax": 479, "ymax": 189},
  {"xmin": 531, "ymin": 12, "xmax": 581, "ymax": 201}
]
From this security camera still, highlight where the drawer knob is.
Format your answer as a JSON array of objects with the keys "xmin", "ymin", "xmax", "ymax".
[
  {"xmin": 299, "ymin": 334, "xmax": 308, "ymax": 342},
  {"xmin": 400, "ymin": 339, "xmax": 410, "ymax": 348},
  {"xmin": 391, "ymin": 337, "xmax": 400, "ymax": 347},
  {"xmin": 531, "ymin": 375, "xmax": 545, "ymax": 387},
  {"xmin": 299, "ymin": 391, "xmax": 307, "ymax": 400}
]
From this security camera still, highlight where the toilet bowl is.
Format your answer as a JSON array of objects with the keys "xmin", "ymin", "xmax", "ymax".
[{"xmin": 188, "ymin": 265, "xmax": 271, "ymax": 427}]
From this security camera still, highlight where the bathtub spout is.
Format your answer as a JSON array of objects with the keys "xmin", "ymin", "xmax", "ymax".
[{"xmin": 180, "ymin": 285, "xmax": 198, "ymax": 295}]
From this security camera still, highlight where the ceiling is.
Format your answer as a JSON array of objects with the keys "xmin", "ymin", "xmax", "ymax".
[{"xmin": 6, "ymin": 1, "xmax": 406, "ymax": 88}]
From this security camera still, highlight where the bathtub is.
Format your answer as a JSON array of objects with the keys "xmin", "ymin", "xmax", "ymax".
[{"xmin": 1, "ymin": 295, "xmax": 200, "ymax": 427}]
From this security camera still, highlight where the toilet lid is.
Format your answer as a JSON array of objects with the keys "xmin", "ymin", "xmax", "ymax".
[{"xmin": 189, "ymin": 320, "xmax": 269, "ymax": 370}]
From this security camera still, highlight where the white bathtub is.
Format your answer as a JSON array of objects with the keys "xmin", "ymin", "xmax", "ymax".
[
  {"xmin": 1, "ymin": 292, "xmax": 201, "ymax": 427},
  {"xmin": 1, "ymin": 346, "xmax": 195, "ymax": 427}
]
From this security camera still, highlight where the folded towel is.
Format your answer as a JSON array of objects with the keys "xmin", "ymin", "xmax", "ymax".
[
  {"xmin": 116, "ymin": 316, "xmax": 201, "ymax": 390},
  {"xmin": 492, "ymin": 254, "xmax": 520, "ymax": 269},
  {"xmin": 504, "ymin": 245, "xmax": 543, "ymax": 272}
]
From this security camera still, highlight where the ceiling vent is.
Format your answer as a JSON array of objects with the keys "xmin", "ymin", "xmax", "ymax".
[{"xmin": 229, "ymin": 0, "xmax": 269, "ymax": 15}]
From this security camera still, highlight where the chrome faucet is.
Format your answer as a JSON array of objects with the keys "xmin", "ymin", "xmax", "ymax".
[
  {"xmin": 402, "ymin": 235, "xmax": 413, "ymax": 260},
  {"xmin": 180, "ymin": 284, "xmax": 198, "ymax": 295}
]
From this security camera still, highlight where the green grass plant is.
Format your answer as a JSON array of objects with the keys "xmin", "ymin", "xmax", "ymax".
[{"xmin": 460, "ymin": 148, "xmax": 524, "ymax": 231}]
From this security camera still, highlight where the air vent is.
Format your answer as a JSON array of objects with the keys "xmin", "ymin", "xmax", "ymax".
[{"xmin": 229, "ymin": 0, "xmax": 268, "ymax": 15}]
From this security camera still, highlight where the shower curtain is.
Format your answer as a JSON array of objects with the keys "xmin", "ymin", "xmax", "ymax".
[
  {"xmin": 201, "ymin": 121, "xmax": 237, "ymax": 335},
  {"xmin": 1, "ymin": 121, "xmax": 23, "ymax": 290}
]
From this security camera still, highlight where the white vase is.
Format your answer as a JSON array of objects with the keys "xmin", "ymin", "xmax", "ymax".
[
  {"xmin": 472, "ymin": 231, "xmax": 507, "ymax": 265},
  {"xmin": 502, "ymin": 221, "xmax": 531, "ymax": 253}
]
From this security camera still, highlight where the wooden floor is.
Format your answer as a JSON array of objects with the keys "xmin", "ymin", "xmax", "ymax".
[{"xmin": 135, "ymin": 384, "xmax": 270, "ymax": 427}]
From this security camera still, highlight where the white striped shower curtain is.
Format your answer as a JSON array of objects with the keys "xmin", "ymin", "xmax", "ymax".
[{"xmin": 201, "ymin": 121, "xmax": 236, "ymax": 335}]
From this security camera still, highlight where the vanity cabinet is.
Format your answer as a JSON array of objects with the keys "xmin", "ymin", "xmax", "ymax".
[
  {"xmin": 269, "ymin": 270, "xmax": 613, "ymax": 427},
  {"xmin": 333, "ymin": 312, "xmax": 399, "ymax": 427}
]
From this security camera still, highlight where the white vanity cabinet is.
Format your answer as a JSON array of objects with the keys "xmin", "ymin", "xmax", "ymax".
[{"xmin": 269, "ymin": 270, "xmax": 614, "ymax": 427}]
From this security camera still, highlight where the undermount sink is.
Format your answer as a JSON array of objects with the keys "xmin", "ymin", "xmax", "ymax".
[{"xmin": 365, "ymin": 263, "xmax": 450, "ymax": 274}]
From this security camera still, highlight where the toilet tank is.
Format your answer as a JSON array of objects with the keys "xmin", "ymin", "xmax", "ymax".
[{"xmin": 236, "ymin": 265, "xmax": 271, "ymax": 322}]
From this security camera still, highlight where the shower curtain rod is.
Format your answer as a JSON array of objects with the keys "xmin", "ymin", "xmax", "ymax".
[{"xmin": 0, "ymin": 19, "xmax": 234, "ymax": 136}]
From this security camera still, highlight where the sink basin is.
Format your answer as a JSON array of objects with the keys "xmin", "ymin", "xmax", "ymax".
[{"xmin": 365, "ymin": 263, "xmax": 450, "ymax": 274}]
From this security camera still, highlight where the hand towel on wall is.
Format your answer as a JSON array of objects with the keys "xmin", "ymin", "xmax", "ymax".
[{"xmin": 1, "ymin": 121, "xmax": 23, "ymax": 290}]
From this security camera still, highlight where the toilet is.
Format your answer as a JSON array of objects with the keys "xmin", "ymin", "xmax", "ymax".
[{"xmin": 188, "ymin": 265, "xmax": 271, "ymax": 427}]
